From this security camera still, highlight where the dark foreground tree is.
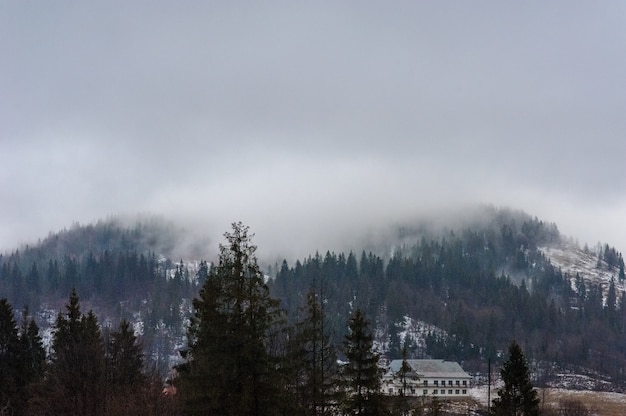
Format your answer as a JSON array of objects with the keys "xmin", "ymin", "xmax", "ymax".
[
  {"xmin": 102, "ymin": 318, "xmax": 150, "ymax": 415},
  {"xmin": 30, "ymin": 289, "xmax": 106, "ymax": 416},
  {"xmin": 491, "ymin": 340, "xmax": 540, "ymax": 416},
  {"xmin": 106, "ymin": 319, "xmax": 144, "ymax": 388},
  {"xmin": 178, "ymin": 222, "xmax": 286, "ymax": 416},
  {"xmin": 288, "ymin": 288, "xmax": 338, "ymax": 416},
  {"xmin": 0, "ymin": 298, "xmax": 21, "ymax": 412},
  {"xmin": 392, "ymin": 344, "xmax": 414, "ymax": 416},
  {"xmin": 16, "ymin": 310, "xmax": 46, "ymax": 413},
  {"xmin": 341, "ymin": 308, "xmax": 385, "ymax": 416}
]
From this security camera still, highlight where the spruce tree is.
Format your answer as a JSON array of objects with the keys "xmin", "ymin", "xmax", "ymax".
[
  {"xmin": 289, "ymin": 288, "xmax": 337, "ymax": 416},
  {"xmin": 0, "ymin": 298, "xmax": 20, "ymax": 411},
  {"xmin": 36, "ymin": 289, "xmax": 106, "ymax": 416},
  {"xmin": 18, "ymin": 315, "xmax": 46, "ymax": 384},
  {"xmin": 341, "ymin": 308, "xmax": 385, "ymax": 416},
  {"xmin": 178, "ymin": 222, "xmax": 285, "ymax": 416},
  {"xmin": 394, "ymin": 344, "xmax": 413, "ymax": 416},
  {"xmin": 14, "ymin": 310, "xmax": 46, "ymax": 413},
  {"xmin": 103, "ymin": 319, "xmax": 149, "ymax": 415},
  {"xmin": 491, "ymin": 341, "xmax": 540, "ymax": 416},
  {"xmin": 106, "ymin": 319, "xmax": 144, "ymax": 387},
  {"xmin": 0, "ymin": 301, "xmax": 45, "ymax": 415}
]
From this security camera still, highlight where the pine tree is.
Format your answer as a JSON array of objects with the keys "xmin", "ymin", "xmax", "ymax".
[
  {"xmin": 37, "ymin": 289, "xmax": 106, "ymax": 416},
  {"xmin": 393, "ymin": 344, "xmax": 413, "ymax": 416},
  {"xmin": 103, "ymin": 319, "xmax": 149, "ymax": 416},
  {"xmin": 178, "ymin": 222, "xmax": 286, "ymax": 416},
  {"xmin": 0, "ymin": 298, "xmax": 20, "ymax": 411},
  {"xmin": 491, "ymin": 341, "xmax": 540, "ymax": 416},
  {"xmin": 106, "ymin": 319, "xmax": 144, "ymax": 387},
  {"xmin": 14, "ymin": 309, "xmax": 46, "ymax": 413},
  {"xmin": 18, "ymin": 314, "xmax": 46, "ymax": 383},
  {"xmin": 289, "ymin": 288, "xmax": 337, "ymax": 416},
  {"xmin": 341, "ymin": 308, "xmax": 385, "ymax": 416}
]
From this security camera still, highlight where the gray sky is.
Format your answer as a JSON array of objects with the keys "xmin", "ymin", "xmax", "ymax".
[{"xmin": 2, "ymin": 1, "xmax": 625, "ymax": 260}]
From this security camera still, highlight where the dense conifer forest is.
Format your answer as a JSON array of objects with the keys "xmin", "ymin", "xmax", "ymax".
[
  {"xmin": 1, "ymin": 208, "xmax": 626, "ymax": 414},
  {"xmin": 268, "ymin": 209, "xmax": 626, "ymax": 385}
]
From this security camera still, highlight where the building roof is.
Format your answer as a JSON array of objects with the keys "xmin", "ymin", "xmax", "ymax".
[{"xmin": 387, "ymin": 359, "xmax": 470, "ymax": 379}]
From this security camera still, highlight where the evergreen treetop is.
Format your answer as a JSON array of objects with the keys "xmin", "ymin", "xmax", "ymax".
[
  {"xmin": 491, "ymin": 340, "xmax": 540, "ymax": 416},
  {"xmin": 178, "ymin": 222, "xmax": 286, "ymax": 416}
]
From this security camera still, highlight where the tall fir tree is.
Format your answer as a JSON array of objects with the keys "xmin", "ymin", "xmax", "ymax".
[
  {"xmin": 14, "ymin": 309, "xmax": 46, "ymax": 414},
  {"xmin": 178, "ymin": 222, "xmax": 286, "ymax": 416},
  {"xmin": 106, "ymin": 319, "xmax": 144, "ymax": 388},
  {"xmin": 341, "ymin": 308, "xmax": 385, "ymax": 416},
  {"xmin": 17, "ymin": 312, "xmax": 46, "ymax": 385},
  {"xmin": 0, "ymin": 298, "xmax": 20, "ymax": 412},
  {"xmin": 289, "ymin": 288, "xmax": 338, "ymax": 416},
  {"xmin": 103, "ymin": 319, "xmax": 151, "ymax": 416},
  {"xmin": 393, "ymin": 343, "xmax": 414, "ymax": 416},
  {"xmin": 491, "ymin": 341, "xmax": 540, "ymax": 416},
  {"xmin": 0, "ymin": 301, "xmax": 46, "ymax": 415},
  {"xmin": 35, "ymin": 289, "xmax": 106, "ymax": 416}
]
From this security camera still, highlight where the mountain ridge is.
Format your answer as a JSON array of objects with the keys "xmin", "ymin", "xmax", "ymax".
[{"xmin": 1, "ymin": 207, "xmax": 625, "ymax": 389}]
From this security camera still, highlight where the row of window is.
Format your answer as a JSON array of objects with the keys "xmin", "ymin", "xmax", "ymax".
[
  {"xmin": 428, "ymin": 389, "xmax": 467, "ymax": 395},
  {"xmin": 423, "ymin": 379, "xmax": 467, "ymax": 387},
  {"xmin": 387, "ymin": 388, "xmax": 468, "ymax": 396}
]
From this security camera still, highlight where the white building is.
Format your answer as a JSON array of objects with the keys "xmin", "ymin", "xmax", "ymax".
[{"xmin": 383, "ymin": 359, "xmax": 471, "ymax": 398}]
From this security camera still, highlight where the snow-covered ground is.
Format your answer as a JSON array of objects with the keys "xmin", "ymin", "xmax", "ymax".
[{"xmin": 540, "ymin": 242, "xmax": 624, "ymax": 298}]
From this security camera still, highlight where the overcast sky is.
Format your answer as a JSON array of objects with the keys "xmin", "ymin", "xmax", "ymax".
[{"xmin": 2, "ymin": 1, "xmax": 625, "ymax": 260}]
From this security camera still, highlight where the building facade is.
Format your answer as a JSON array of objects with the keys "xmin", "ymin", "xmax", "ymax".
[{"xmin": 383, "ymin": 359, "xmax": 471, "ymax": 398}]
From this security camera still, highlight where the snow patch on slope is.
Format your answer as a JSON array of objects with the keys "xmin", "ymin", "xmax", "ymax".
[{"xmin": 539, "ymin": 243, "xmax": 624, "ymax": 297}]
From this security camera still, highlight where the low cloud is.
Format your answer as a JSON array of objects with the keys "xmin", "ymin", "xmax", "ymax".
[{"xmin": 1, "ymin": 1, "xmax": 625, "ymax": 258}]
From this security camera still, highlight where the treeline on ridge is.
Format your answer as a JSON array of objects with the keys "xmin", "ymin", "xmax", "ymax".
[
  {"xmin": 1, "ymin": 208, "xmax": 626, "ymax": 387},
  {"xmin": 268, "ymin": 210, "xmax": 626, "ymax": 384}
]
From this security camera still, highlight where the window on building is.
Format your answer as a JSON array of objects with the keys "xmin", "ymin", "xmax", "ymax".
[
  {"xmin": 455, "ymin": 389, "xmax": 460, "ymax": 394},
  {"xmin": 448, "ymin": 389, "xmax": 452, "ymax": 395},
  {"xmin": 462, "ymin": 389, "xmax": 467, "ymax": 394},
  {"xmin": 434, "ymin": 380, "xmax": 438, "ymax": 386},
  {"xmin": 441, "ymin": 380, "xmax": 445, "ymax": 386},
  {"xmin": 448, "ymin": 380, "xmax": 452, "ymax": 386},
  {"xmin": 433, "ymin": 389, "xmax": 438, "ymax": 395},
  {"xmin": 456, "ymin": 380, "xmax": 460, "ymax": 386},
  {"xmin": 388, "ymin": 388, "xmax": 393, "ymax": 394},
  {"xmin": 410, "ymin": 388, "xmax": 415, "ymax": 395},
  {"xmin": 462, "ymin": 380, "xmax": 467, "ymax": 386},
  {"xmin": 423, "ymin": 389, "xmax": 428, "ymax": 395},
  {"xmin": 423, "ymin": 380, "xmax": 428, "ymax": 386}
]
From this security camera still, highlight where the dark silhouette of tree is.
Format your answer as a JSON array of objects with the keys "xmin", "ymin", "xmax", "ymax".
[
  {"xmin": 491, "ymin": 341, "xmax": 540, "ymax": 416},
  {"xmin": 33, "ymin": 289, "xmax": 106, "ymax": 416},
  {"xmin": 0, "ymin": 298, "xmax": 20, "ymax": 411},
  {"xmin": 289, "ymin": 288, "xmax": 337, "ymax": 416},
  {"xmin": 341, "ymin": 308, "xmax": 385, "ymax": 416},
  {"xmin": 16, "ymin": 308, "xmax": 46, "ymax": 412},
  {"xmin": 103, "ymin": 319, "xmax": 151, "ymax": 415},
  {"xmin": 394, "ymin": 344, "xmax": 414, "ymax": 416},
  {"xmin": 106, "ymin": 319, "xmax": 144, "ymax": 387},
  {"xmin": 178, "ymin": 222, "xmax": 286, "ymax": 416}
]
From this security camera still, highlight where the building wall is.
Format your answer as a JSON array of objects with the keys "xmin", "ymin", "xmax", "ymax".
[{"xmin": 383, "ymin": 376, "xmax": 470, "ymax": 397}]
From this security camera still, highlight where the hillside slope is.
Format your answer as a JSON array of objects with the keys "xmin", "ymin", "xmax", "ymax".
[{"xmin": 1, "ymin": 208, "xmax": 625, "ymax": 388}]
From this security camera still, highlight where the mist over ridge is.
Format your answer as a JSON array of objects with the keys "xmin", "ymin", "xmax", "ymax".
[
  {"xmin": 2, "ymin": 1, "xmax": 626, "ymax": 262},
  {"xmin": 7, "ymin": 203, "xmax": 565, "ymax": 267}
]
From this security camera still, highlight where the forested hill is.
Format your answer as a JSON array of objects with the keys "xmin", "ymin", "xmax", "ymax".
[
  {"xmin": 268, "ymin": 208, "xmax": 626, "ymax": 386},
  {"xmin": 1, "ymin": 208, "xmax": 625, "ymax": 386},
  {"xmin": 0, "ymin": 218, "xmax": 204, "ymax": 372}
]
